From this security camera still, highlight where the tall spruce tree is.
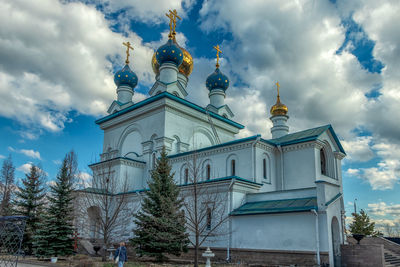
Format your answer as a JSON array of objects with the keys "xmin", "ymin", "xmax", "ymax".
[
  {"xmin": 34, "ymin": 152, "xmax": 76, "ymax": 257},
  {"xmin": 0, "ymin": 155, "xmax": 15, "ymax": 216},
  {"xmin": 131, "ymin": 148, "xmax": 189, "ymax": 262},
  {"xmin": 14, "ymin": 164, "xmax": 46, "ymax": 255}
]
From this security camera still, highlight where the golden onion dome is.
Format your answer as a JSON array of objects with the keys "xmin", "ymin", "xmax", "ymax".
[
  {"xmin": 152, "ymin": 38, "xmax": 193, "ymax": 77},
  {"xmin": 270, "ymin": 82, "xmax": 288, "ymax": 116},
  {"xmin": 270, "ymin": 98, "xmax": 288, "ymax": 116}
]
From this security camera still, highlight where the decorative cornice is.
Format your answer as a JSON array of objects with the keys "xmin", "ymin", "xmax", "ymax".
[
  {"xmin": 169, "ymin": 141, "xmax": 253, "ymax": 164},
  {"xmin": 89, "ymin": 157, "xmax": 146, "ymax": 171},
  {"xmin": 281, "ymin": 141, "xmax": 315, "ymax": 152},
  {"xmin": 334, "ymin": 151, "xmax": 346, "ymax": 160}
]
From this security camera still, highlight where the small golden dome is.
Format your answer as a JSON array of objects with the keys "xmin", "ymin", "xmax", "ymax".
[
  {"xmin": 270, "ymin": 81, "xmax": 288, "ymax": 116},
  {"xmin": 151, "ymin": 38, "xmax": 193, "ymax": 77},
  {"xmin": 270, "ymin": 98, "xmax": 288, "ymax": 116}
]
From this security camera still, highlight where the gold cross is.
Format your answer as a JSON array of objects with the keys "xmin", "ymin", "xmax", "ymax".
[
  {"xmin": 213, "ymin": 45, "xmax": 222, "ymax": 68},
  {"xmin": 122, "ymin": 41, "xmax": 134, "ymax": 64},
  {"xmin": 275, "ymin": 81, "xmax": 281, "ymax": 101},
  {"xmin": 166, "ymin": 9, "xmax": 181, "ymax": 38}
]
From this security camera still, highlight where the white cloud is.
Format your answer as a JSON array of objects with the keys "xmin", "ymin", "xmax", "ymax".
[
  {"xmin": 0, "ymin": 154, "xmax": 5, "ymax": 159},
  {"xmin": 342, "ymin": 136, "xmax": 374, "ymax": 162},
  {"xmin": 8, "ymin": 146, "xmax": 41, "ymax": 160},
  {"xmin": 17, "ymin": 162, "xmax": 48, "ymax": 176},
  {"xmin": 81, "ymin": 0, "xmax": 195, "ymax": 25},
  {"xmin": 19, "ymin": 149, "xmax": 41, "ymax": 160},
  {"xmin": 0, "ymin": 0, "xmax": 156, "ymax": 135},
  {"xmin": 351, "ymin": 142, "xmax": 400, "ymax": 190},
  {"xmin": 368, "ymin": 201, "xmax": 400, "ymax": 217},
  {"xmin": 17, "ymin": 162, "xmax": 33, "ymax": 174},
  {"xmin": 76, "ymin": 171, "xmax": 93, "ymax": 188},
  {"xmin": 52, "ymin": 159, "xmax": 61, "ymax": 165}
]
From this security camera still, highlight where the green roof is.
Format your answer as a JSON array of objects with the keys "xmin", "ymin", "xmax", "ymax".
[
  {"xmin": 230, "ymin": 197, "xmax": 318, "ymax": 216},
  {"xmin": 265, "ymin": 124, "xmax": 346, "ymax": 154}
]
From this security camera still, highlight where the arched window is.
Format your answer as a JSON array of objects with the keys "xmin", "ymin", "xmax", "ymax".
[
  {"xmin": 320, "ymin": 149, "xmax": 327, "ymax": 175},
  {"xmin": 206, "ymin": 208, "xmax": 212, "ymax": 230},
  {"xmin": 206, "ymin": 164, "xmax": 211, "ymax": 180},
  {"xmin": 263, "ymin": 158, "xmax": 267, "ymax": 179},
  {"xmin": 184, "ymin": 168, "xmax": 189, "ymax": 184},
  {"xmin": 231, "ymin": 159, "xmax": 236, "ymax": 176}
]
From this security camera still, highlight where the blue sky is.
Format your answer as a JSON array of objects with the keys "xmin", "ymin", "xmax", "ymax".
[{"xmin": 0, "ymin": 0, "xmax": 399, "ymax": 231}]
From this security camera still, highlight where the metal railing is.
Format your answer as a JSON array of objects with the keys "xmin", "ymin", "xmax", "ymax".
[{"xmin": 0, "ymin": 216, "xmax": 27, "ymax": 267}]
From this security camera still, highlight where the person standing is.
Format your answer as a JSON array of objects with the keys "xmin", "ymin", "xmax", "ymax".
[{"xmin": 114, "ymin": 242, "xmax": 127, "ymax": 267}]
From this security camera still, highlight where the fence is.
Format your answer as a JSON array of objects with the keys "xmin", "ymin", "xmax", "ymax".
[{"xmin": 0, "ymin": 216, "xmax": 27, "ymax": 267}]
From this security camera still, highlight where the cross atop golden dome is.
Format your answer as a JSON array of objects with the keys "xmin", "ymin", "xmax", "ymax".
[
  {"xmin": 152, "ymin": 10, "xmax": 193, "ymax": 77},
  {"xmin": 270, "ymin": 81, "xmax": 288, "ymax": 116}
]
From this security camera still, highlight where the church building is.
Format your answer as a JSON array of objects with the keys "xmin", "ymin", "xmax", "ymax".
[{"xmin": 80, "ymin": 11, "xmax": 347, "ymax": 267}]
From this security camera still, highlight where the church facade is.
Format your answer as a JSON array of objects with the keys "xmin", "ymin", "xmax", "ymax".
[{"xmin": 80, "ymin": 16, "xmax": 347, "ymax": 266}]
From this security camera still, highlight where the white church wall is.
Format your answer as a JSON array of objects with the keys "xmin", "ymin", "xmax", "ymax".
[
  {"xmin": 254, "ymin": 145, "xmax": 276, "ymax": 191},
  {"xmin": 231, "ymin": 212, "xmax": 318, "ymax": 251},
  {"xmin": 102, "ymin": 108, "xmax": 166, "ymax": 157},
  {"xmin": 169, "ymin": 142, "xmax": 255, "ymax": 185},
  {"xmin": 282, "ymin": 145, "xmax": 316, "ymax": 190},
  {"xmin": 164, "ymin": 107, "xmax": 236, "ymax": 152}
]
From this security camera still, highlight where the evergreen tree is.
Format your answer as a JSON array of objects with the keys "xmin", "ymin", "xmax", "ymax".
[
  {"xmin": 34, "ymin": 152, "xmax": 76, "ymax": 257},
  {"xmin": 131, "ymin": 148, "xmax": 189, "ymax": 262},
  {"xmin": 14, "ymin": 164, "xmax": 46, "ymax": 255},
  {"xmin": 32, "ymin": 213, "xmax": 53, "ymax": 258},
  {"xmin": 0, "ymin": 155, "xmax": 15, "ymax": 216},
  {"xmin": 349, "ymin": 209, "xmax": 376, "ymax": 236}
]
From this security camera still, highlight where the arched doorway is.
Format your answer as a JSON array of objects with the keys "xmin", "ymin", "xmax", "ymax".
[
  {"xmin": 331, "ymin": 216, "xmax": 341, "ymax": 267},
  {"xmin": 87, "ymin": 206, "xmax": 101, "ymax": 240}
]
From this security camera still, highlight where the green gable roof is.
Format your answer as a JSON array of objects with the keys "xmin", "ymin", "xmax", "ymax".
[
  {"xmin": 230, "ymin": 197, "xmax": 318, "ymax": 216},
  {"xmin": 264, "ymin": 124, "xmax": 346, "ymax": 154}
]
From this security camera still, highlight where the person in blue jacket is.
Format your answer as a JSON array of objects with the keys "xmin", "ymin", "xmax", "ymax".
[{"xmin": 114, "ymin": 242, "xmax": 127, "ymax": 267}]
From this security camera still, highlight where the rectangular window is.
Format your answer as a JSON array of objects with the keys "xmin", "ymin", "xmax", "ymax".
[
  {"xmin": 206, "ymin": 164, "xmax": 211, "ymax": 180},
  {"xmin": 231, "ymin": 160, "xmax": 236, "ymax": 176}
]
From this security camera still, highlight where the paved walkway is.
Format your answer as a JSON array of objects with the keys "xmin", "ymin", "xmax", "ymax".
[{"xmin": 17, "ymin": 263, "xmax": 48, "ymax": 267}]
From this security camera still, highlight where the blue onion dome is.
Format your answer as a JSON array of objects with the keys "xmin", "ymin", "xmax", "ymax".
[
  {"xmin": 155, "ymin": 39, "xmax": 184, "ymax": 67},
  {"xmin": 114, "ymin": 64, "xmax": 138, "ymax": 88},
  {"xmin": 206, "ymin": 68, "xmax": 229, "ymax": 91}
]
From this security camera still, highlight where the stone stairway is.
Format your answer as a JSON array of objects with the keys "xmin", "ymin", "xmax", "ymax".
[{"xmin": 385, "ymin": 249, "xmax": 400, "ymax": 267}]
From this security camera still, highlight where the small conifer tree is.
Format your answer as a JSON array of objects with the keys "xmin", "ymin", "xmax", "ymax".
[
  {"xmin": 131, "ymin": 147, "xmax": 189, "ymax": 262},
  {"xmin": 349, "ymin": 209, "xmax": 376, "ymax": 236}
]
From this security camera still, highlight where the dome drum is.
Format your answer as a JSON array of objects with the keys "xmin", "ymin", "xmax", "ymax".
[{"xmin": 159, "ymin": 62, "xmax": 179, "ymax": 84}]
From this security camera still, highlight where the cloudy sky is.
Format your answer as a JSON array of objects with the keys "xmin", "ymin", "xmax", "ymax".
[{"xmin": 0, "ymin": 0, "xmax": 399, "ymax": 231}]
